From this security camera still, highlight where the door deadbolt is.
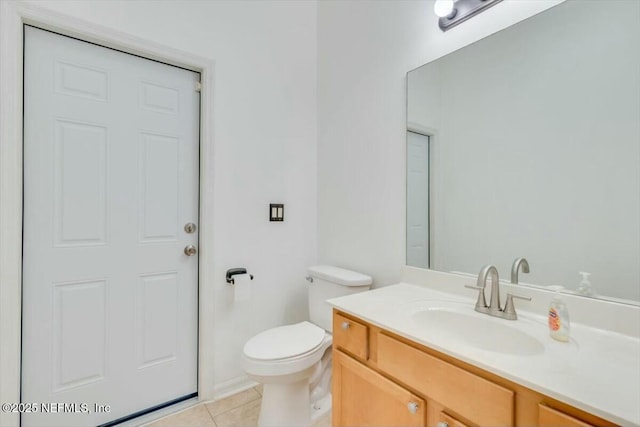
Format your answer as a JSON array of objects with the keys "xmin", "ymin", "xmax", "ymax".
[{"xmin": 184, "ymin": 223, "xmax": 197, "ymax": 234}]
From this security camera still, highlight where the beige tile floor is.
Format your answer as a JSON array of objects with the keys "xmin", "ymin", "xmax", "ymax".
[{"xmin": 146, "ymin": 385, "xmax": 331, "ymax": 427}]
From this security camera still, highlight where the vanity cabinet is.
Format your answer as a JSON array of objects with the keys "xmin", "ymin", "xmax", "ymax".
[{"xmin": 332, "ymin": 310, "xmax": 616, "ymax": 427}]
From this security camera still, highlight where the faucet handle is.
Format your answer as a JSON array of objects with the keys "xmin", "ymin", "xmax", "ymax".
[
  {"xmin": 502, "ymin": 293, "xmax": 532, "ymax": 320},
  {"xmin": 508, "ymin": 293, "xmax": 532, "ymax": 301},
  {"xmin": 464, "ymin": 285, "xmax": 488, "ymax": 312}
]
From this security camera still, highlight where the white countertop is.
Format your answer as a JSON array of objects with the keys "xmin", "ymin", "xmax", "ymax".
[{"xmin": 328, "ymin": 283, "xmax": 640, "ymax": 426}]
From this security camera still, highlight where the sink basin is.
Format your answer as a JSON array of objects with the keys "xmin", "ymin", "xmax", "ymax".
[{"xmin": 411, "ymin": 306, "xmax": 545, "ymax": 356}]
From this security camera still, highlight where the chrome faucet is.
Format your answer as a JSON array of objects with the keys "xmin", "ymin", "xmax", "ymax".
[
  {"xmin": 511, "ymin": 257, "xmax": 530, "ymax": 284},
  {"xmin": 465, "ymin": 264, "xmax": 531, "ymax": 320}
]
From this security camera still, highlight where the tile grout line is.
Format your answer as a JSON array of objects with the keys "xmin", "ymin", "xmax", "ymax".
[
  {"xmin": 203, "ymin": 403, "xmax": 218, "ymax": 427},
  {"xmin": 204, "ymin": 388, "xmax": 262, "ymax": 425},
  {"xmin": 211, "ymin": 397, "xmax": 262, "ymax": 424},
  {"xmin": 146, "ymin": 386, "xmax": 330, "ymax": 427}
]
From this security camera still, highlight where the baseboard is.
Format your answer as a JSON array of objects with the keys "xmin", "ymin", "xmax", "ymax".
[{"xmin": 209, "ymin": 376, "xmax": 259, "ymax": 402}]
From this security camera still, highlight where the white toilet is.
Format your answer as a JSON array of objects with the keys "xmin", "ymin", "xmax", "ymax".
[{"xmin": 242, "ymin": 265, "xmax": 372, "ymax": 427}]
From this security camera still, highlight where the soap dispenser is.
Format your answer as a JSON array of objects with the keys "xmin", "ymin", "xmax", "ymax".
[
  {"xmin": 548, "ymin": 286, "xmax": 570, "ymax": 342},
  {"xmin": 576, "ymin": 272, "xmax": 594, "ymax": 296}
]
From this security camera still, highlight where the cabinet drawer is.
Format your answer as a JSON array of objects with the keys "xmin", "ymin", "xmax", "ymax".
[
  {"xmin": 539, "ymin": 404, "xmax": 594, "ymax": 427},
  {"xmin": 438, "ymin": 411, "xmax": 469, "ymax": 427},
  {"xmin": 333, "ymin": 312, "xmax": 368, "ymax": 360},
  {"xmin": 377, "ymin": 333, "xmax": 514, "ymax": 426}
]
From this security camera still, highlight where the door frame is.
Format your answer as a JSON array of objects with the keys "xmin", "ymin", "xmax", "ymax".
[{"xmin": 0, "ymin": 3, "xmax": 216, "ymax": 426}]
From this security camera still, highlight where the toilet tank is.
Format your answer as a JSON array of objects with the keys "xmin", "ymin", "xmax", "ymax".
[{"xmin": 307, "ymin": 265, "xmax": 372, "ymax": 333}]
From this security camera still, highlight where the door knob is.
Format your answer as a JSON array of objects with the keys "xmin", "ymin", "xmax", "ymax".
[
  {"xmin": 407, "ymin": 402, "xmax": 419, "ymax": 414},
  {"xmin": 341, "ymin": 322, "xmax": 350, "ymax": 330},
  {"xmin": 184, "ymin": 245, "xmax": 197, "ymax": 256}
]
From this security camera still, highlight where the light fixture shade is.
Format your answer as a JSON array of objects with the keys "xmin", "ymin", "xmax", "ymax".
[{"xmin": 434, "ymin": 0, "xmax": 455, "ymax": 18}]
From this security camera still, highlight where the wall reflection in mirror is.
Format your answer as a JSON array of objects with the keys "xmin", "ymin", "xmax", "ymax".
[{"xmin": 406, "ymin": 0, "xmax": 640, "ymax": 304}]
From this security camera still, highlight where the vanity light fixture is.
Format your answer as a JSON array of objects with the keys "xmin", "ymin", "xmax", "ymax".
[
  {"xmin": 434, "ymin": 0, "xmax": 455, "ymax": 17},
  {"xmin": 434, "ymin": 0, "xmax": 503, "ymax": 32}
]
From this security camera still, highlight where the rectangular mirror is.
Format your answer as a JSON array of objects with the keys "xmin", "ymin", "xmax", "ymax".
[{"xmin": 406, "ymin": 0, "xmax": 640, "ymax": 304}]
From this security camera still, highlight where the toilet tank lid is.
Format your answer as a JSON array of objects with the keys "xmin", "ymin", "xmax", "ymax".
[{"xmin": 308, "ymin": 265, "xmax": 372, "ymax": 287}]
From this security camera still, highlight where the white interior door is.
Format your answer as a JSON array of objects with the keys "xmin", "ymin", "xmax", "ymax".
[
  {"xmin": 22, "ymin": 26, "xmax": 200, "ymax": 427},
  {"xmin": 406, "ymin": 132, "xmax": 430, "ymax": 269}
]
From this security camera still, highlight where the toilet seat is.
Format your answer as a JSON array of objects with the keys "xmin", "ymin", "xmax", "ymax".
[
  {"xmin": 244, "ymin": 321, "xmax": 325, "ymax": 361},
  {"xmin": 242, "ymin": 322, "xmax": 332, "ymax": 379}
]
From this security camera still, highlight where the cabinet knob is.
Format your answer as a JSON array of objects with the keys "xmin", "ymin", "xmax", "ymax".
[
  {"xmin": 437, "ymin": 422, "xmax": 449, "ymax": 427},
  {"xmin": 341, "ymin": 321, "xmax": 350, "ymax": 330},
  {"xmin": 407, "ymin": 402, "xmax": 419, "ymax": 414}
]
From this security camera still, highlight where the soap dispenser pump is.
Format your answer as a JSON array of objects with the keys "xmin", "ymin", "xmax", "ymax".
[{"xmin": 576, "ymin": 271, "xmax": 594, "ymax": 296}]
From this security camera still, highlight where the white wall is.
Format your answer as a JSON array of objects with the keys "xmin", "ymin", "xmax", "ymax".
[
  {"xmin": 17, "ymin": 0, "xmax": 318, "ymax": 393},
  {"xmin": 317, "ymin": 0, "xmax": 564, "ymax": 287},
  {"xmin": 3, "ymin": 0, "xmax": 570, "ymax": 405}
]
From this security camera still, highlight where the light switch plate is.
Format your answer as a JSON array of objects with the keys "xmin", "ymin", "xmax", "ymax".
[{"xmin": 269, "ymin": 203, "xmax": 284, "ymax": 222}]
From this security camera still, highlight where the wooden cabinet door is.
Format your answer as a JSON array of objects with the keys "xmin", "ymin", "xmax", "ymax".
[{"xmin": 333, "ymin": 350, "xmax": 425, "ymax": 427}]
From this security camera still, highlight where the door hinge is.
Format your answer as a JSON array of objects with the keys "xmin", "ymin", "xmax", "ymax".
[{"xmin": 195, "ymin": 82, "xmax": 202, "ymax": 92}]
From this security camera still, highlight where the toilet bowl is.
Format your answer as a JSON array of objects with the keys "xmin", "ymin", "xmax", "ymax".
[
  {"xmin": 243, "ymin": 322, "xmax": 332, "ymax": 426},
  {"xmin": 242, "ymin": 266, "xmax": 372, "ymax": 427}
]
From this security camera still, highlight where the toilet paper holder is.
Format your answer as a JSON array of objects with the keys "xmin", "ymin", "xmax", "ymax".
[{"xmin": 226, "ymin": 268, "xmax": 254, "ymax": 285}]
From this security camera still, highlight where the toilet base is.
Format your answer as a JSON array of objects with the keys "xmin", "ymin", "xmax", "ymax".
[
  {"xmin": 258, "ymin": 380, "xmax": 311, "ymax": 427},
  {"xmin": 256, "ymin": 382, "xmax": 332, "ymax": 427},
  {"xmin": 310, "ymin": 392, "xmax": 332, "ymax": 424}
]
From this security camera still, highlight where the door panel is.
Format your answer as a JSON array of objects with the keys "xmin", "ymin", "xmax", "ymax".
[
  {"xmin": 139, "ymin": 132, "xmax": 180, "ymax": 241},
  {"xmin": 53, "ymin": 280, "xmax": 107, "ymax": 392},
  {"xmin": 22, "ymin": 26, "xmax": 200, "ymax": 427},
  {"xmin": 55, "ymin": 120, "xmax": 108, "ymax": 246},
  {"xmin": 137, "ymin": 272, "xmax": 179, "ymax": 368}
]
